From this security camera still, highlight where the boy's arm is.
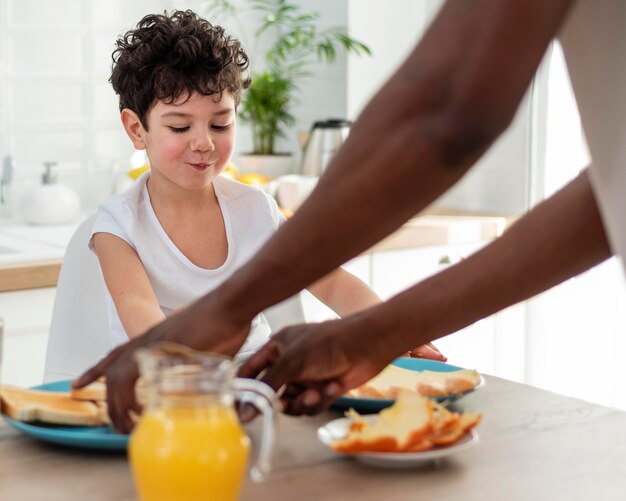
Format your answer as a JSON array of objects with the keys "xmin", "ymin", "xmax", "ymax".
[
  {"xmin": 307, "ymin": 269, "xmax": 379, "ymax": 317},
  {"xmin": 307, "ymin": 270, "xmax": 446, "ymax": 360},
  {"xmin": 92, "ymin": 233, "xmax": 166, "ymax": 338}
]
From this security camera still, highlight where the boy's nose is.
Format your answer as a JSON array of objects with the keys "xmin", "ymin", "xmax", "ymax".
[{"xmin": 191, "ymin": 132, "xmax": 215, "ymax": 152}]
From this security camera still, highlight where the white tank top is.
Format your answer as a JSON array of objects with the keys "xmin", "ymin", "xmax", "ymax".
[
  {"xmin": 91, "ymin": 172, "xmax": 283, "ymax": 358},
  {"xmin": 559, "ymin": 0, "xmax": 626, "ymax": 275}
]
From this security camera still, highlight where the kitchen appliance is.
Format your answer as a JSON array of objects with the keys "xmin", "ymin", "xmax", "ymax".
[
  {"xmin": 21, "ymin": 161, "xmax": 80, "ymax": 225},
  {"xmin": 301, "ymin": 119, "xmax": 351, "ymax": 177}
]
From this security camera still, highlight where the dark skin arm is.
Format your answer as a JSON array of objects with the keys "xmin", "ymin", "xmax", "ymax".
[
  {"xmin": 240, "ymin": 170, "xmax": 612, "ymax": 414},
  {"xmin": 74, "ymin": 0, "xmax": 577, "ymax": 432}
]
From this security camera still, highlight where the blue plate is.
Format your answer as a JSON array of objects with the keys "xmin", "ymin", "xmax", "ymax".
[
  {"xmin": 1, "ymin": 380, "xmax": 128, "ymax": 451},
  {"xmin": 332, "ymin": 358, "xmax": 484, "ymax": 413}
]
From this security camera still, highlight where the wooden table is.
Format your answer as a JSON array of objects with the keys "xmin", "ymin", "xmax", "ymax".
[{"xmin": 1, "ymin": 375, "xmax": 625, "ymax": 500}]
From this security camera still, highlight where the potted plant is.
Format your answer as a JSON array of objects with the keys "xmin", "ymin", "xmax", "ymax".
[{"xmin": 205, "ymin": 0, "xmax": 371, "ymax": 176}]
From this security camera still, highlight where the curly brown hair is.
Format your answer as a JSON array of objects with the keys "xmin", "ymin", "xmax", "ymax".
[{"xmin": 110, "ymin": 10, "xmax": 250, "ymax": 129}]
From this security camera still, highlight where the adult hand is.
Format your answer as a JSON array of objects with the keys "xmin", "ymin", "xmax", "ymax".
[
  {"xmin": 72, "ymin": 294, "xmax": 251, "ymax": 433},
  {"xmin": 238, "ymin": 315, "xmax": 399, "ymax": 416},
  {"xmin": 407, "ymin": 342, "xmax": 447, "ymax": 361}
]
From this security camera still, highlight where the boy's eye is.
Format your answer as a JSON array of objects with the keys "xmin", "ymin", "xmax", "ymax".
[
  {"xmin": 211, "ymin": 124, "xmax": 232, "ymax": 131},
  {"xmin": 169, "ymin": 126, "xmax": 190, "ymax": 133}
]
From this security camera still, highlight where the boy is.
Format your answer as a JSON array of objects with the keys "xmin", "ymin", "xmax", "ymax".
[{"xmin": 92, "ymin": 10, "xmax": 444, "ymax": 361}]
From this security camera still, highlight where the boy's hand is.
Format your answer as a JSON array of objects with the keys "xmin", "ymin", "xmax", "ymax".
[{"xmin": 72, "ymin": 294, "xmax": 251, "ymax": 433}]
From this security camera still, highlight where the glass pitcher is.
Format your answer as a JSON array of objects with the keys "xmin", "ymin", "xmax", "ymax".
[{"xmin": 129, "ymin": 342, "xmax": 278, "ymax": 501}]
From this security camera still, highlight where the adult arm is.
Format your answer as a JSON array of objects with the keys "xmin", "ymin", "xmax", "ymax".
[
  {"xmin": 307, "ymin": 269, "xmax": 446, "ymax": 360},
  {"xmin": 125, "ymin": 0, "xmax": 577, "ymax": 351},
  {"xmin": 74, "ymin": 0, "xmax": 576, "ymax": 431},
  {"xmin": 216, "ymin": 0, "xmax": 577, "ymax": 325},
  {"xmin": 241, "ymin": 170, "xmax": 612, "ymax": 414}
]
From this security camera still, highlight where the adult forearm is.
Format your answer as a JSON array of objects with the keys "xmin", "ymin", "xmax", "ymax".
[
  {"xmin": 216, "ymin": 0, "xmax": 575, "ymax": 322},
  {"xmin": 365, "ymin": 170, "xmax": 612, "ymax": 357}
]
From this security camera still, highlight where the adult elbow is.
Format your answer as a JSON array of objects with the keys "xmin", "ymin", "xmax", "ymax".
[{"xmin": 436, "ymin": 106, "xmax": 510, "ymax": 170}]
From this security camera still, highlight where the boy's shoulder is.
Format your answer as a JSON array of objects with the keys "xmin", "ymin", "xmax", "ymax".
[
  {"xmin": 213, "ymin": 174, "xmax": 272, "ymax": 203},
  {"xmin": 98, "ymin": 172, "xmax": 146, "ymax": 215}
]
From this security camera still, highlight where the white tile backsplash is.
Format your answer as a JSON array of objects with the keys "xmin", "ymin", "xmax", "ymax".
[
  {"xmin": 11, "ymin": 83, "xmax": 84, "ymax": 121},
  {"xmin": 93, "ymin": 128, "xmax": 133, "ymax": 162},
  {"xmin": 91, "ymin": 36, "xmax": 118, "ymax": 76},
  {"xmin": 9, "ymin": 0, "xmax": 83, "ymax": 27},
  {"xmin": 13, "ymin": 130, "xmax": 85, "ymax": 165},
  {"xmin": 91, "ymin": 0, "xmax": 124, "ymax": 27},
  {"xmin": 0, "ymin": 0, "xmax": 174, "ymax": 217},
  {"xmin": 93, "ymin": 83, "xmax": 121, "ymax": 121},
  {"xmin": 10, "ymin": 34, "xmax": 83, "ymax": 75}
]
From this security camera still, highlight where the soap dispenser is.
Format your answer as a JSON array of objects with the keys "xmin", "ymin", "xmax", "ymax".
[{"xmin": 21, "ymin": 161, "xmax": 81, "ymax": 225}]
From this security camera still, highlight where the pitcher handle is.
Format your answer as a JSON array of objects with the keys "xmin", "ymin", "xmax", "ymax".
[{"xmin": 232, "ymin": 378, "xmax": 278, "ymax": 482}]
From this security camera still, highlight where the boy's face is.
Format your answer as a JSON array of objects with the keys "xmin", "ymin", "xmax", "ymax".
[{"xmin": 123, "ymin": 91, "xmax": 236, "ymax": 191}]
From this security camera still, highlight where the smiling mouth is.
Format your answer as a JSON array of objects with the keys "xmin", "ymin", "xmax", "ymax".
[{"xmin": 188, "ymin": 162, "xmax": 211, "ymax": 171}]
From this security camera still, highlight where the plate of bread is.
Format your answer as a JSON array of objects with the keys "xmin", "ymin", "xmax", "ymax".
[
  {"xmin": 332, "ymin": 358, "xmax": 483, "ymax": 413},
  {"xmin": 0, "ymin": 379, "xmax": 127, "ymax": 451},
  {"xmin": 320, "ymin": 390, "xmax": 481, "ymax": 468}
]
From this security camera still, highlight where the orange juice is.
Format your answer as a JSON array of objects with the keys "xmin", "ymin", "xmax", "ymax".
[{"xmin": 129, "ymin": 403, "xmax": 250, "ymax": 501}]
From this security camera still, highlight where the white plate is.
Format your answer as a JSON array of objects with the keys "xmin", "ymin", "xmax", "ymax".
[{"xmin": 318, "ymin": 415, "xmax": 478, "ymax": 468}]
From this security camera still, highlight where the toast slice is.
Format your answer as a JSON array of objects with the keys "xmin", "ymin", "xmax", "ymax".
[
  {"xmin": 332, "ymin": 390, "xmax": 434, "ymax": 453},
  {"xmin": 346, "ymin": 365, "xmax": 481, "ymax": 399},
  {"xmin": 70, "ymin": 379, "xmax": 107, "ymax": 402},
  {"xmin": 1, "ymin": 385, "xmax": 107, "ymax": 427},
  {"xmin": 332, "ymin": 390, "xmax": 481, "ymax": 453}
]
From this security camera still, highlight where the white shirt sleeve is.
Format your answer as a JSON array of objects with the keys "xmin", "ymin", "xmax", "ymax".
[{"xmin": 88, "ymin": 202, "xmax": 135, "ymax": 253}]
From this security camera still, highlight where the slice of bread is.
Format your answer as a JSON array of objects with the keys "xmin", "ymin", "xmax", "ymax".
[
  {"xmin": 70, "ymin": 380, "xmax": 107, "ymax": 402},
  {"xmin": 332, "ymin": 390, "xmax": 481, "ymax": 453},
  {"xmin": 346, "ymin": 365, "xmax": 481, "ymax": 399},
  {"xmin": 1, "ymin": 385, "xmax": 108, "ymax": 427},
  {"xmin": 333, "ymin": 390, "xmax": 433, "ymax": 453}
]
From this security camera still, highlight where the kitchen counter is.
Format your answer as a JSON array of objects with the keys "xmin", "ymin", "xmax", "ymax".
[
  {"xmin": 0, "ymin": 216, "xmax": 86, "ymax": 292},
  {"xmin": 368, "ymin": 208, "xmax": 508, "ymax": 254},
  {"xmin": 1, "ymin": 375, "xmax": 624, "ymax": 499},
  {"xmin": 0, "ymin": 207, "xmax": 510, "ymax": 292}
]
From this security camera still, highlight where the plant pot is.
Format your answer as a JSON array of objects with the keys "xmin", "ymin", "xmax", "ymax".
[{"xmin": 237, "ymin": 154, "xmax": 295, "ymax": 178}]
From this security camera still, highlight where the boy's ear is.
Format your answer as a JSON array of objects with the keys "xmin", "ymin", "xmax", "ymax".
[{"xmin": 120, "ymin": 109, "xmax": 147, "ymax": 150}]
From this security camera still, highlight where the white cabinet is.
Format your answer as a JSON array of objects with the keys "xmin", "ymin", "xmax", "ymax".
[
  {"xmin": 1, "ymin": 287, "xmax": 55, "ymax": 387},
  {"xmin": 301, "ymin": 241, "xmax": 527, "ymax": 380},
  {"xmin": 370, "ymin": 243, "xmax": 506, "ymax": 374}
]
